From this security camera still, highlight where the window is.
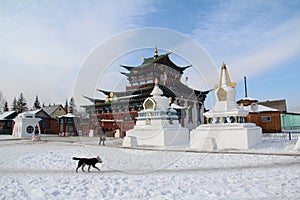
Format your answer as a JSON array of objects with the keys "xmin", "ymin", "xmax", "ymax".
[{"xmin": 261, "ymin": 116, "xmax": 271, "ymax": 122}]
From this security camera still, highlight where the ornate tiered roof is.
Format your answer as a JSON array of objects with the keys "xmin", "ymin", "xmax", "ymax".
[{"xmin": 120, "ymin": 47, "xmax": 191, "ymax": 77}]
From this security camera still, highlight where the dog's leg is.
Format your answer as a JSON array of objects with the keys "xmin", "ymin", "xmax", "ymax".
[
  {"xmin": 81, "ymin": 164, "xmax": 86, "ymax": 172},
  {"xmin": 88, "ymin": 165, "xmax": 91, "ymax": 172},
  {"xmin": 92, "ymin": 165, "xmax": 100, "ymax": 171},
  {"xmin": 76, "ymin": 161, "xmax": 83, "ymax": 173}
]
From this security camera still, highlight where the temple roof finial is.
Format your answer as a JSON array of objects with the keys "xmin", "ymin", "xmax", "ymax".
[{"xmin": 154, "ymin": 47, "xmax": 158, "ymax": 58}]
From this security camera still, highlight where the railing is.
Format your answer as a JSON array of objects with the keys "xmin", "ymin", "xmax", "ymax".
[{"xmin": 263, "ymin": 130, "xmax": 300, "ymax": 141}]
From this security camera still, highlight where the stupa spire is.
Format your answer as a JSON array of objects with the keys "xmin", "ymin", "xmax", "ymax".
[
  {"xmin": 150, "ymin": 78, "xmax": 163, "ymax": 96},
  {"xmin": 216, "ymin": 62, "xmax": 236, "ymax": 88}
]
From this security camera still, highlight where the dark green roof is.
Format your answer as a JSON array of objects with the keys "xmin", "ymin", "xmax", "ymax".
[
  {"xmin": 97, "ymin": 84, "xmax": 176, "ymax": 99},
  {"xmin": 120, "ymin": 53, "xmax": 191, "ymax": 74}
]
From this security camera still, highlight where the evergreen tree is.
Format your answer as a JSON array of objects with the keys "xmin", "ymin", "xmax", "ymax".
[
  {"xmin": 33, "ymin": 95, "xmax": 41, "ymax": 110},
  {"xmin": 0, "ymin": 91, "xmax": 5, "ymax": 113},
  {"xmin": 16, "ymin": 93, "xmax": 28, "ymax": 113},
  {"xmin": 3, "ymin": 101, "xmax": 9, "ymax": 112},
  {"xmin": 12, "ymin": 97, "xmax": 18, "ymax": 112},
  {"xmin": 65, "ymin": 99, "xmax": 68, "ymax": 112},
  {"xmin": 69, "ymin": 97, "xmax": 76, "ymax": 114}
]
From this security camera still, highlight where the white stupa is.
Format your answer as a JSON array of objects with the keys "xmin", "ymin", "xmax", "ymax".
[
  {"xmin": 122, "ymin": 80, "xmax": 189, "ymax": 147},
  {"xmin": 190, "ymin": 63, "xmax": 262, "ymax": 150},
  {"xmin": 12, "ymin": 112, "xmax": 41, "ymax": 139}
]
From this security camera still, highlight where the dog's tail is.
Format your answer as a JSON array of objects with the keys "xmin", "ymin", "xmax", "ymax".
[{"xmin": 72, "ymin": 157, "xmax": 80, "ymax": 160}]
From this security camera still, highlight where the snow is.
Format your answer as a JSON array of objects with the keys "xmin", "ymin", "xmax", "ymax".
[
  {"xmin": 242, "ymin": 104, "xmax": 278, "ymax": 112},
  {"xmin": 57, "ymin": 113, "xmax": 77, "ymax": 118},
  {"xmin": 0, "ymin": 111, "xmax": 16, "ymax": 119},
  {"xmin": 0, "ymin": 136, "xmax": 299, "ymax": 199}
]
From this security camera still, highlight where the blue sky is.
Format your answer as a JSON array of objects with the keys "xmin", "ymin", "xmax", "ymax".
[{"xmin": 0, "ymin": 0, "xmax": 300, "ymax": 111}]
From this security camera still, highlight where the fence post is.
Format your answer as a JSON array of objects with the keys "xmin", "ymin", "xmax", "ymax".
[{"xmin": 288, "ymin": 131, "xmax": 291, "ymax": 140}]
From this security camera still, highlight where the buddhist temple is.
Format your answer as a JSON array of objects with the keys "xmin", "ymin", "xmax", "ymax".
[{"xmin": 82, "ymin": 48, "xmax": 210, "ymax": 136}]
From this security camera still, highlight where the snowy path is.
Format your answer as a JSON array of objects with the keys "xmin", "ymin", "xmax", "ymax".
[{"xmin": 0, "ymin": 138, "xmax": 299, "ymax": 199}]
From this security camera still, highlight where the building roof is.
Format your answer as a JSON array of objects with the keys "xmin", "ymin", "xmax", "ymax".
[
  {"xmin": 28, "ymin": 109, "xmax": 52, "ymax": 119},
  {"xmin": 57, "ymin": 113, "xmax": 78, "ymax": 118},
  {"xmin": 120, "ymin": 49, "xmax": 191, "ymax": 75},
  {"xmin": 28, "ymin": 109, "xmax": 42, "ymax": 114},
  {"xmin": 97, "ymin": 83, "xmax": 177, "ymax": 100},
  {"xmin": 242, "ymin": 104, "xmax": 279, "ymax": 112},
  {"xmin": 238, "ymin": 97, "xmax": 258, "ymax": 101},
  {"xmin": 43, "ymin": 105, "xmax": 66, "ymax": 116},
  {"xmin": 84, "ymin": 81, "xmax": 210, "ymax": 104},
  {"xmin": 258, "ymin": 99, "xmax": 287, "ymax": 112},
  {"xmin": 0, "ymin": 111, "xmax": 17, "ymax": 120}
]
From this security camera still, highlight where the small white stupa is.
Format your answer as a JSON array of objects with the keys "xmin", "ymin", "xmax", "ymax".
[
  {"xmin": 190, "ymin": 63, "xmax": 262, "ymax": 150},
  {"xmin": 12, "ymin": 112, "xmax": 41, "ymax": 139},
  {"xmin": 122, "ymin": 80, "xmax": 189, "ymax": 147}
]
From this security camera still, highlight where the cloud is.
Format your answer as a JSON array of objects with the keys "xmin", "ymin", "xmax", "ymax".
[
  {"xmin": 231, "ymin": 17, "xmax": 300, "ymax": 78},
  {"xmin": 0, "ymin": 1, "xmax": 157, "ymax": 106},
  {"xmin": 189, "ymin": 1, "xmax": 300, "ymax": 81}
]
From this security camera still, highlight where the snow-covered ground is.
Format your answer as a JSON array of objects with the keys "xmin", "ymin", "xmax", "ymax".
[{"xmin": 0, "ymin": 135, "xmax": 299, "ymax": 199}]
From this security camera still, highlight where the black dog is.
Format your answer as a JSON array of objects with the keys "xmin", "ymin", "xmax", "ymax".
[{"xmin": 72, "ymin": 156, "xmax": 103, "ymax": 173}]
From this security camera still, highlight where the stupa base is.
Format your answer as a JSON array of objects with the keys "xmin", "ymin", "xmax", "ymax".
[
  {"xmin": 190, "ymin": 123, "xmax": 262, "ymax": 150},
  {"xmin": 122, "ymin": 127, "xmax": 189, "ymax": 147}
]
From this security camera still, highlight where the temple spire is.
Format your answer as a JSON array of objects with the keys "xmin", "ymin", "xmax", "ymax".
[{"xmin": 216, "ymin": 62, "xmax": 236, "ymax": 88}]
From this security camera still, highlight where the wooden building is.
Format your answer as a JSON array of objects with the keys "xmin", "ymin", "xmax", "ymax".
[
  {"xmin": 43, "ymin": 105, "xmax": 67, "ymax": 118},
  {"xmin": 0, "ymin": 111, "xmax": 18, "ymax": 134},
  {"xmin": 42, "ymin": 105, "xmax": 67, "ymax": 134},
  {"xmin": 238, "ymin": 98, "xmax": 285, "ymax": 133},
  {"xmin": 29, "ymin": 109, "xmax": 60, "ymax": 134},
  {"xmin": 82, "ymin": 48, "xmax": 210, "ymax": 136}
]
